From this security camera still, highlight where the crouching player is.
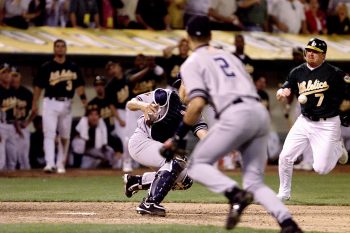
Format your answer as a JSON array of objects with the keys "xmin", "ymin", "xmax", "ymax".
[{"xmin": 124, "ymin": 82, "xmax": 207, "ymax": 216}]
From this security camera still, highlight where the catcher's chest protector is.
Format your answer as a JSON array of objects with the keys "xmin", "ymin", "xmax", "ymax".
[{"xmin": 151, "ymin": 92, "xmax": 185, "ymax": 143}]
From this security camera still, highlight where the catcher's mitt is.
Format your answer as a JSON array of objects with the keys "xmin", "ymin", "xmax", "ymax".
[{"xmin": 159, "ymin": 136, "xmax": 187, "ymax": 161}]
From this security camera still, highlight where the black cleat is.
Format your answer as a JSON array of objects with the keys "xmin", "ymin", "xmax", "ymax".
[
  {"xmin": 136, "ymin": 199, "xmax": 166, "ymax": 217},
  {"xmin": 123, "ymin": 174, "xmax": 141, "ymax": 198},
  {"xmin": 225, "ymin": 187, "xmax": 254, "ymax": 230},
  {"xmin": 280, "ymin": 219, "xmax": 303, "ymax": 233}
]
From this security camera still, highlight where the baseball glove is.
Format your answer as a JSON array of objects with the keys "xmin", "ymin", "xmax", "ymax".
[{"xmin": 159, "ymin": 136, "xmax": 187, "ymax": 161}]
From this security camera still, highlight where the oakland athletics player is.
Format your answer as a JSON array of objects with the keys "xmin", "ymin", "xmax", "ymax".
[
  {"xmin": 8, "ymin": 67, "xmax": 35, "ymax": 170},
  {"xmin": 32, "ymin": 39, "xmax": 87, "ymax": 173},
  {"xmin": 125, "ymin": 87, "xmax": 207, "ymax": 216},
  {"xmin": 0, "ymin": 63, "xmax": 17, "ymax": 170},
  {"xmin": 162, "ymin": 16, "xmax": 303, "ymax": 232},
  {"xmin": 105, "ymin": 61, "xmax": 130, "ymax": 172},
  {"xmin": 276, "ymin": 38, "xmax": 349, "ymax": 201}
]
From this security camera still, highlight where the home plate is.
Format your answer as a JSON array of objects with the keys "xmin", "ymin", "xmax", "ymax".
[{"xmin": 56, "ymin": 212, "xmax": 97, "ymax": 216}]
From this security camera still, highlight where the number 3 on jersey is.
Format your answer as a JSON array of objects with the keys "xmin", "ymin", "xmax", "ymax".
[
  {"xmin": 66, "ymin": 80, "xmax": 72, "ymax": 91},
  {"xmin": 214, "ymin": 57, "xmax": 236, "ymax": 78}
]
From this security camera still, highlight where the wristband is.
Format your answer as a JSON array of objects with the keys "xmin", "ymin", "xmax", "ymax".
[
  {"xmin": 175, "ymin": 121, "xmax": 192, "ymax": 139},
  {"xmin": 79, "ymin": 93, "xmax": 87, "ymax": 101}
]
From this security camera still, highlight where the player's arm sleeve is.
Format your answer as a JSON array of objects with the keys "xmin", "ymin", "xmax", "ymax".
[
  {"xmin": 180, "ymin": 59, "xmax": 209, "ymax": 103},
  {"xmin": 126, "ymin": 92, "xmax": 152, "ymax": 111},
  {"xmin": 337, "ymin": 71, "xmax": 350, "ymax": 112},
  {"xmin": 339, "ymin": 71, "xmax": 350, "ymax": 98},
  {"xmin": 105, "ymin": 85, "xmax": 116, "ymax": 107},
  {"xmin": 75, "ymin": 65, "xmax": 85, "ymax": 87},
  {"xmin": 281, "ymin": 69, "xmax": 297, "ymax": 91},
  {"xmin": 191, "ymin": 116, "xmax": 208, "ymax": 136},
  {"xmin": 33, "ymin": 65, "xmax": 47, "ymax": 88},
  {"xmin": 27, "ymin": 91, "xmax": 33, "ymax": 110},
  {"xmin": 136, "ymin": 91, "xmax": 153, "ymax": 103}
]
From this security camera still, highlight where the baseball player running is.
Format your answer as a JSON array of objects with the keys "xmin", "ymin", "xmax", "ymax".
[
  {"xmin": 162, "ymin": 16, "xmax": 303, "ymax": 232},
  {"xmin": 125, "ymin": 86, "xmax": 207, "ymax": 216},
  {"xmin": 276, "ymin": 38, "xmax": 349, "ymax": 201},
  {"xmin": 32, "ymin": 39, "xmax": 87, "ymax": 173}
]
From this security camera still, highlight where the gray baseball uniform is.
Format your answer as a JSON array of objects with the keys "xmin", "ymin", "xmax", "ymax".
[
  {"xmin": 128, "ymin": 89, "xmax": 207, "ymax": 189},
  {"xmin": 181, "ymin": 45, "xmax": 292, "ymax": 223}
]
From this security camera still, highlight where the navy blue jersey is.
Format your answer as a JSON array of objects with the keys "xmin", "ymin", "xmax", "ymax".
[
  {"xmin": 136, "ymin": 89, "xmax": 208, "ymax": 143},
  {"xmin": 34, "ymin": 59, "xmax": 84, "ymax": 98}
]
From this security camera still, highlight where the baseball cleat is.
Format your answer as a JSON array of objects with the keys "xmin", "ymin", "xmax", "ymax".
[
  {"xmin": 43, "ymin": 165, "xmax": 55, "ymax": 173},
  {"xmin": 338, "ymin": 140, "xmax": 348, "ymax": 165},
  {"xmin": 123, "ymin": 174, "xmax": 140, "ymax": 198},
  {"xmin": 277, "ymin": 193, "xmax": 291, "ymax": 202},
  {"xmin": 280, "ymin": 218, "xmax": 303, "ymax": 233},
  {"xmin": 136, "ymin": 200, "xmax": 166, "ymax": 217},
  {"xmin": 293, "ymin": 162, "xmax": 313, "ymax": 171},
  {"xmin": 226, "ymin": 188, "xmax": 254, "ymax": 230},
  {"xmin": 122, "ymin": 160, "xmax": 133, "ymax": 173},
  {"xmin": 57, "ymin": 167, "xmax": 66, "ymax": 174}
]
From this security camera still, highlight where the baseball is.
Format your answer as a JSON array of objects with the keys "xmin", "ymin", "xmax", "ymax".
[{"xmin": 298, "ymin": 94, "xmax": 307, "ymax": 104}]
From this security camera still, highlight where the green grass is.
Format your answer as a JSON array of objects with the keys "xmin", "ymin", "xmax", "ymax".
[
  {"xmin": 0, "ymin": 224, "xmax": 324, "ymax": 233},
  {"xmin": 0, "ymin": 172, "xmax": 349, "ymax": 205},
  {"xmin": 0, "ymin": 171, "xmax": 346, "ymax": 233}
]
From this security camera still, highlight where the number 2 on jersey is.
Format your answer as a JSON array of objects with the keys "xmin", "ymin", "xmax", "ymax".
[{"xmin": 214, "ymin": 57, "xmax": 236, "ymax": 78}]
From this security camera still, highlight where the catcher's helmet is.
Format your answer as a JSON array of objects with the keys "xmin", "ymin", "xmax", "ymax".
[
  {"xmin": 93, "ymin": 75, "xmax": 106, "ymax": 86},
  {"xmin": 305, "ymin": 38, "xmax": 327, "ymax": 53},
  {"xmin": 153, "ymin": 88, "xmax": 169, "ymax": 107}
]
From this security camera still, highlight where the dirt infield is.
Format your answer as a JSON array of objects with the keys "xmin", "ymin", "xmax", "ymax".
[
  {"xmin": 0, "ymin": 202, "xmax": 349, "ymax": 232},
  {"xmin": 1, "ymin": 166, "xmax": 350, "ymax": 232}
]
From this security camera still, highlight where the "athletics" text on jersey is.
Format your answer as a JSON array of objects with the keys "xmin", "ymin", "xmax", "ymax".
[{"xmin": 298, "ymin": 79, "xmax": 329, "ymax": 95}]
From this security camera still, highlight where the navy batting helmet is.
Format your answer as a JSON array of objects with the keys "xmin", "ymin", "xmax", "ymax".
[
  {"xmin": 305, "ymin": 38, "xmax": 327, "ymax": 53},
  {"xmin": 186, "ymin": 16, "xmax": 211, "ymax": 37}
]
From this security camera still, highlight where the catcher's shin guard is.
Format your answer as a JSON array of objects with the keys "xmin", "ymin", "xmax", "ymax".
[{"xmin": 147, "ymin": 159, "xmax": 185, "ymax": 204}]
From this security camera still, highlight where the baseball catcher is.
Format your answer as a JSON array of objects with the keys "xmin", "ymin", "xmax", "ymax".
[{"xmin": 123, "ymin": 85, "xmax": 207, "ymax": 216}]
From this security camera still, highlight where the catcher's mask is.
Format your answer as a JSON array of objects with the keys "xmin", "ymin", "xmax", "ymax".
[{"xmin": 153, "ymin": 88, "xmax": 170, "ymax": 107}]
